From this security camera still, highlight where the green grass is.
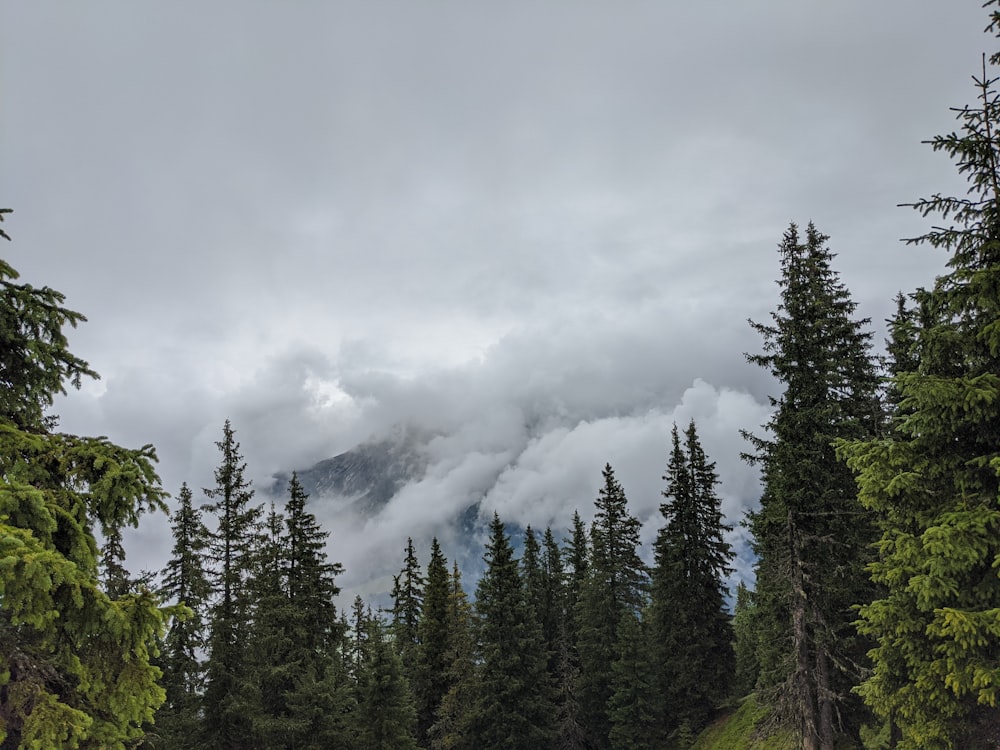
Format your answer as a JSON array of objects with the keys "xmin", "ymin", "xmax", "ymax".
[{"xmin": 690, "ymin": 694, "xmax": 797, "ymax": 750}]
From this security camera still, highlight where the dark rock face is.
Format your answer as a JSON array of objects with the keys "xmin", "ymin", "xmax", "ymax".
[{"xmin": 272, "ymin": 427, "xmax": 429, "ymax": 516}]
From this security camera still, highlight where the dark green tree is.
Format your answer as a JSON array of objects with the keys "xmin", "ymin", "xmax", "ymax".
[
  {"xmin": 429, "ymin": 563, "xmax": 476, "ymax": 750},
  {"xmin": 280, "ymin": 474, "xmax": 350, "ymax": 749},
  {"xmin": 243, "ymin": 501, "xmax": 293, "ymax": 747},
  {"xmin": 556, "ymin": 511, "xmax": 590, "ymax": 749},
  {"xmin": 839, "ymin": 17, "xmax": 1000, "ymax": 747},
  {"xmin": 732, "ymin": 581, "xmax": 761, "ymax": 700},
  {"xmin": 540, "ymin": 526, "xmax": 567, "ymax": 677},
  {"xmin": 391, "ymin": 537, "xmax": 424, "ymax": 678},
  {"xmin": 563, "ymin": 510, "xmax": 590, "ymax": 651},
  {"xmin": 607, "ymin": 610, "xmax": 658, "ymax": 750},
  {"xmin": 0, "ymin": 212, "xmax": 174, "ymax": 748},
  {"xmin": 202, "ymin": 420, "xmax": 263, "ymax": 749},
  {"xmin": 472, "ymin": 513, "xmax": 554, "ymax": 748},
  {"xmin": 575, "ymin": 464, "xmax": 648, "ymax": 749},
  {"xmin": 239, "ymin": 475, "xmax": 347, "ymax": 749},
  {"xmin": 415, "ymin": 538, "xmax": 450, "ymax": 747},
  {"xmin": 356, "ymin": 612, "xmax": 419, "ymax": 750},
  {"xmin": 650, "ymin": 422, "xmax": 734, "ymax": 739},
  {"xmin": 155, "ymin": 482, "xmax": 211, "ymax": 748},
  {"xmin": 746, "ymin": 222, "xmax": 882, "ymax": 750}
]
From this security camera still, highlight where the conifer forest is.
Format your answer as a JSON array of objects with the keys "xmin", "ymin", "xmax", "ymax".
[{"xmin": 5, "ymin": 4, "xmax": 1000, "ymax": 750}]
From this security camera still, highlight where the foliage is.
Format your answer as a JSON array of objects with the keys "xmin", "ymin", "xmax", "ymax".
[
  {"xmin": 391, "ymin": 537, "xmax": 424, "ymax": 679},
  {"xmin": 414, "ymin": 538, "xmax": 450, "ymax": 747},
  {"xmin": 154, "ymin": 482, "xmax": 211, "ymax": 747},
  {"xmin": 650, "ymin": 422, "xmax": 735, "ymax": 739},
  {"xmin": 838, "ymin": 11, "xmax": 1000, "ymax": 746},
  {"xmin": 575, "ymin": 464, "xmax": 648, "ymax": 749},
  {"xmin": 472, "ymin": 513, "xmax": 554, "ymax": 748},
  {"xmin": 0, "ymin": 213, "xmax": 172, "ymax": 749},
  {"xmin": 688, "ymin": 695, "xmax": 797, "ymax": 750},
  {"xmin": 746, "ymin": 221, "xmax": 881, "ymax": 749},
  {"xmin": 201, "ymin": 420, "xmax": 262, "ymax": 749},
  {"xmin": 355, "ymin": 612, "xmax": 418, "ymax": 750}
]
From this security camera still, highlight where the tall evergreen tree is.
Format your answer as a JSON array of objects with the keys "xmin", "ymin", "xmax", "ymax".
[
  {"xmin": 607, "ymin": 610, "xmax": 658, "ymax": 750},
  {"xmin": 429, "ymin": 563, "xmax": 476, "ymax": 750},
  {"xmin": 0, "ymin": 213, "xmax": 173, "ymax": 748},
  {"xmin": 540, "ymin": 527, "xmax": 567, "ymax": 676},
  {"xmin": 356, "ymin": 611, "xmax": 419, "ymax": 750},
  {"xmin": 278, "ymin": 474, "xmax": 352, "ymax": 750},
  {"xmin": 155, "ymin": 482, "xmax": 211, "ymax": 748},
  {"xmin": 732, "ymin": 581, "xmax": 761, "ymax": 700},
  {"xmin": 650, "ymin": 421, "xmax": 735, "ymax": 741},
  {"xmin": 575, "ymin": 464, "xmax": 648, "ymax": 750},
  {"xmin": 840, "ymin": 16, "xmax": 1000, "ymax": 747},
  {"xmin": 472, "ymin": 513, "xmax": 554, "ymax": 748},
  {"xmin": 202, "ymin": 420, "xmax": 263, "ymax": 749},
  {"xmin": 243, "ymin": 500, "xmax": 294, "ymax": 747},
  {"xmin": 562, "ymin": 510, "xmax": 589, "ymax": 653},
  {"xmin": 746, "ymin": 222, "xmax": 882, "ymax": 749},
  {"xmin": 391, "ymin": 537, "xmax": 424, "ymax": 678},
  {"xmin": 556, "ymin": 511, "xmax": 590, "ymax": 750},
  {"xmin": 415, "ymin": 538, "xmax": 451, "ymax": 748}
]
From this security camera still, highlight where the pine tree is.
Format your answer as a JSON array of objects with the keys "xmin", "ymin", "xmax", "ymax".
[
  {"xmin": 243, "ymin": 501, "xmax": 294, "ymax": 747},
  {"xmin": 839, "ymin": 14, "xmax": 1000, "ymax": 746},
  {"xmin": 429, "ymin": 563, "xmax": 477, "ymax": 750},
  {"xmin": 562, "ymin": 510, "xmax": 589, "ymax": 660},
  {"xmin": 415, "ymin": 538, "xmax": 451, "ymax": 747},
  {"xmin": 202, "ymin": 420, "xmax": 263, "ymax": 749},
  {"xmin": 280, "ymin": 473, "xmax": 350, "ymax": 749},
  {"xmin": 556, "ymin": 511, "xmax": 590, "ymax": 749},
  {"xmin": 732, "ymin": 581, "xmax": 761, "ymax": 699},
  {"xmin": 649, "ymin": 422, "xmax": 735, "ymax": 739},
  {"xmin": 391, "ymin": 537, "xmax": 424, "ymax": 679},
  {"xmin": 238, "ymin": 475, "xmax": 347, "ymax": 749},
  {"xmin": 746, "ymin": 222, "xmax": 882, "ymax": 749},
  {"xmin": 0, "ymin": 213, "xmax": 173, "ymax": 748},
  {"xmin": 356, "ymin": 612, "xmax": 419, "ymax": 750},
  {"xmin": 575, "ymin": 464, "xmax": 648, "ymax": 749},
  {"xmin": 540, "ymin": 526, "xmax": 567, "ymax": 678},
  {"xmin": 607, "ymin": 610, "xmax": 658, "ymax": 750},
  {"xmin": 472, "ymin": 513, "xmax": 554, "ymax": 748},
  {"xmin": 155, "ymin": 482, "xmax": 211, "ymax": 748}
]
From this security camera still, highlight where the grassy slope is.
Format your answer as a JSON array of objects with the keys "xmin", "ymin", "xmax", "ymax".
[{"xmin": 690, "ymin": 695, "xmax": 797, "ymax": 750}]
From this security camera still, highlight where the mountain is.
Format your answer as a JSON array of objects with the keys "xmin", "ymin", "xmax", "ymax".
[{"xmin": 271, "ymin": 425, "xmax": 431, "ymax": 517}]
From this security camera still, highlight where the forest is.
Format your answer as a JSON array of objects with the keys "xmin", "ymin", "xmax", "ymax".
[{"xmin": 4, "ymin": 4, "xmax": 1000, "ymax": 750}]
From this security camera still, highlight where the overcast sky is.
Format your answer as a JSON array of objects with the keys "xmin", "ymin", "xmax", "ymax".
[{"xmin": 1, "ymin": 2, "xmax": 991, "ymax": 596}]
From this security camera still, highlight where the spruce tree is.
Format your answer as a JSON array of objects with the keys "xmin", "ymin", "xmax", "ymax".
[
  {"xmin": 839, "ymin": 13, "xmax": 1000, "ymax": 746},
  {"xmin": 281, "ymin": 478, "xmax": 351, "ymax": 748},
  {"xmin": 243, "ymin": 501, "xmax": 293, "ymax": 747},
  {"xmin": 746, "ymin": 222, "xmax": 882, "ymax": 749},
  {"xmin": 556, "ymin": 511, "xmax": 590, "ymax": 750},
  {"xmin": 429, "ymin": 563, "xmax": 476, "ymax": 750},
  {"xmin": 650, "ymin": 421, "xmax": 735, "ymax": 741},
  {"xmin": 575, "ymin": 464, "xmax": 648, "ymax": 750},
  {"xmin": 472, "ymin": 513, "xmax": 554, "ymax": 748},
  {"xmin": 156, "ymin": 482, "xmax": 211, "ymax": 748},
  {"xmin": 202, "ymin": 420, "xmax": 263, "ymax": 749},
  {"xmin": 607, "ymin": 610, "xmax": 658, "ymax": 750},
  {"xmin": 540, "ymin": 526, "xmax": 567, "ymax": 677},
  {"xmin": 415, "ymin": 538, "xmax": 451, "ymax": 747},
  {"xmin": 562, "ymin": 510, "xmax": 589, "ymax": 659},
  {"xmin": 732, "ymin": 581, "xmax": 761, "ymax": 700},
  {"xmin": 356, "ymin": 611, "xmax": 419, "ymax": 750},
  {"xmin": 391, "ymin": 537, "xmax": 424, "ymax": 678},
  {"xmin": 0, "ymin": 213, "xmax": 173, "ymax": 748}
]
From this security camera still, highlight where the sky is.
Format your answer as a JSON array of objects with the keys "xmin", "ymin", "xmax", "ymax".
[{"xmin": 1, "ymin": 1, "xmax": 992, "ymax": 598}]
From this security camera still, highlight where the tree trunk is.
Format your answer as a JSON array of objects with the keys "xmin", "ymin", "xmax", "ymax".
[
  {"xmin": 789, "ymin": 515, "xmax": 818, "ymax": 750},
  {"xmin": 816, "ymin": 647, "xmax": 835, "ymax": 750}
]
